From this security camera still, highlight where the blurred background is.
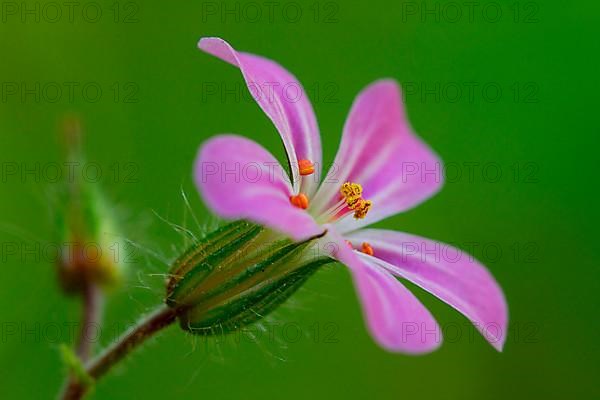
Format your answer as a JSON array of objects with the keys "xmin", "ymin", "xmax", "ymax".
[{"xmin": 1, "ymin": 0, "xmax": 598, "ymax": 398}]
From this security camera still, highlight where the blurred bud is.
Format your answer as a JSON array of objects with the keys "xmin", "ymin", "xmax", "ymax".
[
  {"xmin": 55, "ymin": 116, "xmax": 125, "ymax": 294},
  {"xmin": 166, "ymin": 220, "xmax": 333, "ymax": 335}
]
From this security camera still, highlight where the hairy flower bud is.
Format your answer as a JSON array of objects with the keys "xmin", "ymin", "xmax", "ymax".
[
  {"xmin": 166, "ymin": 221, "xmax": 333, "ymax": 335},
  {"xmin": 55, "ymin": 118, "xmax": 124, "ymax": 293},
  {"xmin": 56, "ymin": 186, "xmax": 125, "ymax": 292}
]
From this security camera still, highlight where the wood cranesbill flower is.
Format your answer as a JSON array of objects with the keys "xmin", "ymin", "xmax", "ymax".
[{"xmin": 194, "ymin": 37, "xmax": 508, "ymax": 353}]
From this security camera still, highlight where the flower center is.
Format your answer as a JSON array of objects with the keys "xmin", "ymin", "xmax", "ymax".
[
  {"xmin": 289, "ymin": 181, "xmax": 372, "ymax": 224},
  {"xmin": 319, "ymin": 182, "xmax": 372, "ymax": 221}
]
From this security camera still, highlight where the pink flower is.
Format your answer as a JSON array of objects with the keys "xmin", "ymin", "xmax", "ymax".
[{"xmin": 194, "ymin": 37, "xmax": 508, "ymax": 353}]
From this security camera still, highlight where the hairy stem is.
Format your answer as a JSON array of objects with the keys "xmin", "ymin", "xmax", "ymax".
[{"xmin": 61, "ymin": 305, "xmax": 179, "ymax": 400}]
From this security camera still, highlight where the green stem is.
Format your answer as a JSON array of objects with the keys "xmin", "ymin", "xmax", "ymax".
[{"xmin": 61, "ymin": 305, "xmax": 179, "ymax": 400}]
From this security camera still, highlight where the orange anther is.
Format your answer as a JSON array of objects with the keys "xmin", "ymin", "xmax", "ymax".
[
  {"xmin": 361, "ymin": 242, "xmax": 374, "ymax": 256},
  {"xmin": 298, "ymin": 159, "xmax": 315, "ymax": 176},
  {"xmin": 290, "ymin": 193, "xmax": 309, "ymax": 209}
]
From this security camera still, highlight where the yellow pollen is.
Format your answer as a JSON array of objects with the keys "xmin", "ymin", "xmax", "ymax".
[
  {"xmin": 298, "ymin": 159, "xmax": 315, "ymax": 176},
  {"xmin": 339, "ymin": 182, "xmax": 372, "ymax": 219},
  {"xmin": 340, "ymin": 182, "xmax": 363, "ymax": 208},
  {"xmin": 361, "ymin": 242, "xmax": 374, "ymax": 256},
  {"xmin": 290, "ymin": 193, "xmax": 309, "ymax": 209},
  {"xmin": 353, "ymin": 199, "xmax": 372, "ymax": 219}
]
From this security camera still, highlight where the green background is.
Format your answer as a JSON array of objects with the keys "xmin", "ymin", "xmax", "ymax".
[{"xmin": 1, "ymin": 0, "xmax": 598, "ymax": 398}]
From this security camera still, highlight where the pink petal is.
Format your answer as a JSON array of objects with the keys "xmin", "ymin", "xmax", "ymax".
[
  {"xmin": 347, "ymin": 229, "xmax": 509, "ymax": 351},
  {"xmin": 311, "ymin": 80, "xmax": 443, "ymax": 234},
  {"xmin": 198, "ymin": 37, "xmax": 322, "ymax": 196},
  {"xmin": 322, "ymin": 228, "xmax": 442, "ymax": 353},
  {"xmin": 194, "ymin": 135, "xmax": 323, "ymax": 241}
]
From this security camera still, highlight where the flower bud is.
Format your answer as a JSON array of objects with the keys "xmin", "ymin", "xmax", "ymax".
[
  {"xmin": 55, "ymin": 117, "xmax": 124, "ymax": 293},
  {"xmin": 56, "ymin": 188, "xmax": 125, "ymax": 293},
  {"xmin": 166, "ymin": 220, "xmax": 333, "ymax": 335}
]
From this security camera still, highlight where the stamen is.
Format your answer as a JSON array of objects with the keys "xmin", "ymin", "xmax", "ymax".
[
  {"xmin": 316, "ymin": 182, "xmax": 373, "ymax": 223},
  {"xmin": 290, "ymin": 193, "xmax": 309, "ymax": 209},
  {"xmin": 298, "ymin": 159, "xmax": 315, "ymax": 176},
  {"xmin": 345, "ymin": 240, "xmax": 353, "ymax": 249},
  {"xmin": 340, "ymin": 182, "xmax": 363, "ymax": 208},
  {"xmin": 361, "ymin": 242, "xmax": 374, "ymax": 256},
  {"xmin": 352, "ymin": 199, "xmax": 372, "ymax": 219},
  {"xmin": 321, "ymin": 199, "xmax": 348, "ymax": 218},
  {"xmin": 340, "ymin": 182, "xmax": 372, "ymax": 219}
]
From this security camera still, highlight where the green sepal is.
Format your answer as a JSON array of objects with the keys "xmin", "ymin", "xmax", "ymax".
[
  {"xmin": 179, "ymin": 257, "xmax": 333, "ymax": 335},
  {"xmin": 165, "ymin": 221, "xmax": 333, "ymax": 336},
  {"xmin": 166, "ymin": 221, "xmax": 263, "ymax": 307}
]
